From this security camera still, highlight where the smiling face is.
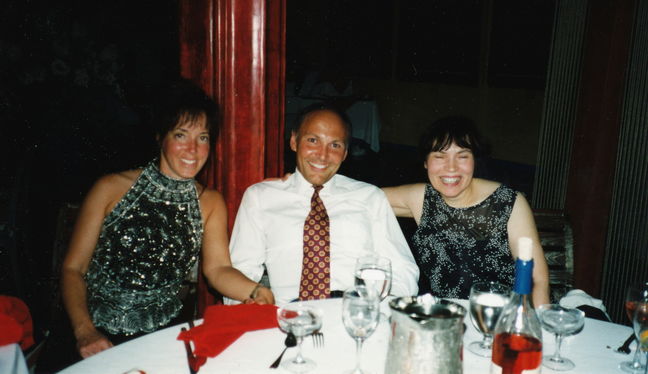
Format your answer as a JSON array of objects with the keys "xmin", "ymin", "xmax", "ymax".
[
  {"xmin": 290, "ymin": 110, "xmax": 348, "ymax": 186},
  {"xmin": 424, "ymin": 142, "xmax": 475, "ymax": 203},
  {"xmin": 159, "ymin": 113, "xmax": 210, "ymax": 180}
]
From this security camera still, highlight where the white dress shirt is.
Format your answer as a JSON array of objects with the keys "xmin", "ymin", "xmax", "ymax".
[{"xmin": 228, "ymin": 170, "xmax": 419, "ymax": 305}]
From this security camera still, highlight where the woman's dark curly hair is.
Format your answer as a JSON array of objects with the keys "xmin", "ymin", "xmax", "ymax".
[
  {"xmin": 418, "ymin": 116, "xmax": 488, "ymax": 163},
  {"xmin": 150, "ymin": 78, "xmax": 219, "ymax": 143}
]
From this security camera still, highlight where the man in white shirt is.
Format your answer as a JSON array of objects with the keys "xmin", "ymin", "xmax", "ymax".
[{"xmin": 229, "ymin": 105, "xmax": 419, "ymax": 304}]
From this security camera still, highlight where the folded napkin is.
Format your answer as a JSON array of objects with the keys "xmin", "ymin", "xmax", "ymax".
[
  {"xmin": 177, "ymin": 303, "xmax": 278, "ymax": 365},
  {"xmin": 559, "ymin": 289, "xmax": 607, "ymax": 311},
  {"xmin": 560, "ymin": 289, "xmax": 612, "ymax": 321},
  {"xmin": 0, "ymin": 295, "xmax": 34, "ymax": 350}
]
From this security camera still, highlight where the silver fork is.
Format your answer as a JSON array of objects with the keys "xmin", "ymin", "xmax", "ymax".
[{"xmin": 312, "ymin": 331, "xmax": 324, "ymax": 348}]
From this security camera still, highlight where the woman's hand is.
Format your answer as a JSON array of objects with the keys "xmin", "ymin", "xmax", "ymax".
[
  {"xmin": 76, "ymin": 328, "xmax": 113, "ymax": 358},
  {"xmin": 252, "ymin": 285, "xmax": 275, "ymax": 305},
  {"xmin": 242, "ymin": 285, "xmax": 275, "ymax": 305},
  {"xmin": 243, "ymin": 285, "xmax": 274, "ymax": 305}
]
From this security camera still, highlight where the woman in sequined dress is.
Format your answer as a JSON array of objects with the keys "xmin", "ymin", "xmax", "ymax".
[
  {"xmin": 383, "ymin": 116, "xmax": 549, "ymax": 306},
  {"xmin": 60, "ymin": 80, "xmax": 274, "ymax": 360}
]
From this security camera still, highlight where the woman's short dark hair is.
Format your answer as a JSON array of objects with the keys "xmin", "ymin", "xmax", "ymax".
[
  {"xmin": 150, "ymin": 78, "xmax": 219, "ymax": 142},
  {"xmin": 418, "ymin": 116, "xmax": 487, "ymax": 162}
]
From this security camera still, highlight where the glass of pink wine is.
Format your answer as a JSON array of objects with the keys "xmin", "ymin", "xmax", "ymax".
[{"xmin": 620, "ymin": 281, "xmax": 648, "ymax": 374}]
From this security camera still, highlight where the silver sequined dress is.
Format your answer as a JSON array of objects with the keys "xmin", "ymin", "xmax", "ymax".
[
  {"xmin": 412, "ymin": 183, "xmax": 516, "ymax": 299},
  {"xmin": 85, "ymin": 160, "xmax": 203, "ymax": 335}
]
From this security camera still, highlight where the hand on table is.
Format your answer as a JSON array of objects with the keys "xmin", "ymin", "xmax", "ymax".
[
  {"xmin": 243, "ymin": 285, "xmax": 275, "ymax": 305},
  {"xmin": 76, "ymin": 328, "xmax": 113, "ymax": 358}
]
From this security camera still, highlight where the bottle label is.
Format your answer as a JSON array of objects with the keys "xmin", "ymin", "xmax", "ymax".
[
  {"xmin": 513, "ymin": 259, "xmax": 534, "ymax": 295},
  {"xmin": 491, "ymin": 363, "xmax": 541, "ymax": 374}
]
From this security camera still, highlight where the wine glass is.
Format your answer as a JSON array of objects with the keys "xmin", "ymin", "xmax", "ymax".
[
  {"xmin": 467, "ymin": 281, "xmax": 509, "ymax": 357},
  {"xmin": 538, "ymin": 304, "xmax": 586, "ymax": 371},
  {"xmin": 342, "ymin": 286, "xmax": 380, "ymax": 374},
  {"xmin": 621, "ymin": 281, "xmax": 648, "ymax": 374},
  {"xmin": 354, "ymin": 255, "xmax": 392, "ymax": 301},
  {"xmin": 276, "ymin": 303, "xmax": 323, "ymax": 373},
  {"xmin": 632, "ymin": 303, "xmax": 648, "ymax": 374}
]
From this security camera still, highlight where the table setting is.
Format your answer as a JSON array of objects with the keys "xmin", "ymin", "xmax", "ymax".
[{"xmin": 58, "ymin": 263, "xmax": 643, "ymax": 374}]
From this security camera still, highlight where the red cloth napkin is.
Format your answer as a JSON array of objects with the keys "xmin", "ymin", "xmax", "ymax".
[
  {"xmin": 0, "ymin": 295, "xmax": 35, "ymax": 350},
  {"xmin": 177, "ymin": 303, "xmax": 278, "ymax": 368}
]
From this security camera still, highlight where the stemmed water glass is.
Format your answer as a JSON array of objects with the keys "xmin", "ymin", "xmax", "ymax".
[
  {"xmin": 621, "ymin": 281, "xmax": 648, "ymax": 374},
  {"xmin": 342, "ymin": 285, "xmax": 380, "ymax": 374},
  {"xmin": 538, "ymin": 304, "xmax": 586, "ymax": 371},
  {"xmin": 354, "ymin": 255, "xmax": 391, "ymax": 320},
  {"xmin": 467, "ymin": 281, "xmax": 509, "ymax": 357},
  {"xmin": 354, "ymin": 255, "xmax": 392, "ymax": 301},
  {"xmin": 276, "ymin": 303, "xmax": 323, "ymax": 373},
  {"xmin": 632, "ymin": 302, "xmax": 648, "ymax": 374}
]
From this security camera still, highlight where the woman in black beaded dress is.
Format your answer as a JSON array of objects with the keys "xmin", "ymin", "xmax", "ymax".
[
  {"xmin": 59, "ymin": 79, "xmax": 274, "ymax": 360},
  {"xmin": 383, "ymin": 116, "xmax": 549, "ymax": 307}
]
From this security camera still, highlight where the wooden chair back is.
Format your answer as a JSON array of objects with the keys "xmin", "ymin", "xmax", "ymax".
[{"xmin": 533, "ymin": 209, "xmax": 574, "ymax": 302}]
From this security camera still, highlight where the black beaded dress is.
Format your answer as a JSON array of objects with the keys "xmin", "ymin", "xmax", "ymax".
[
  {"xmin": 85, "ymin": 160, "xmax": 203, "ymax": 335},
  {"xmin": 411, "ymin": 183, "xmax": 516, "ymax": 299}
]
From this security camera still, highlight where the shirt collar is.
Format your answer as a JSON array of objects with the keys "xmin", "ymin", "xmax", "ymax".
[{"xmin": 292, "ymin": 169, "xmax": 337, "ymax": 196}]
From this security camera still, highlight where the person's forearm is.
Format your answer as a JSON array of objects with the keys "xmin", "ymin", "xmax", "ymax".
[
  {"xmin": 61, "ymin": 269, "xmax": 97, "ymax": 338},
  {"xmin": 532, "ymin": 282, "xmax": 550, "ymax": 307},
  {"xmin": 204, "ymin": 265, "xmax": 266, "ymax": 302}
]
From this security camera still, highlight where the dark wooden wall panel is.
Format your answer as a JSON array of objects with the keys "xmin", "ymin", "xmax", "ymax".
[{"xmin": 566, "ymin": 0, "xmax": 635, "ymax": 297}]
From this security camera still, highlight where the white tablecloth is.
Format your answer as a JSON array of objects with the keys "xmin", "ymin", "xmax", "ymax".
[
  {"xmin": 0, "ymin": 344, "xmax": 29, "ymax": 374},
  {"xmin": 59, "ymin": 299, "xmax": 635, "ymax": 374},
  {"xmin": 286, "ymin": 96, "xmax": 382, "ymax": 152}
]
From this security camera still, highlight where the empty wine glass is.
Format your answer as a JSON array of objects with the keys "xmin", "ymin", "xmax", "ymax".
[
  {"xmin": 276, "ymin": 303, "xmax": 323, "ymax": 373},
  {"xmin": 538, "ymin": 304, "xmax": 585, "ymax": 371},
  {"xmin": 632, "ymin": 303, "xmax": 648, "ymax": 374},
  {"xmin": 621, "ymin": 281, "xmax": 648, "ymax": 374},
  {"xmin": 467, "ymin": 281, "xmax": 509, "ymax": 357},
  {"xmin": 342, "ymin": 286, "xmax": 380, "ymax": 374}
]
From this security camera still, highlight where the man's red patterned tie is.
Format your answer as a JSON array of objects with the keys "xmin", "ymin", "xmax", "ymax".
[{"xmin": 299, "ymin": 185, "xmax": 331, "ymax": 300}]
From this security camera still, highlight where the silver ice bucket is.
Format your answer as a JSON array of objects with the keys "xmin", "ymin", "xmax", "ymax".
[{"xmin": 385, "ymin": 294, "xmax": 466, "ymax": 374}]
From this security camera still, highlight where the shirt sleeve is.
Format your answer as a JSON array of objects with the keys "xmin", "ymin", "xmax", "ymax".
[
  {"xmin": 225, "ymin": 186, "xmax": 267, "ymax": 304},
  {"xmin": 370, "ymin": 188, "xmax": 420, "ymax": 296}
]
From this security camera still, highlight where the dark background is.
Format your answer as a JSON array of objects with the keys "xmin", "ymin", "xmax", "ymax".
[
  {"xmin": 1, "ymin": 0, "xmax": 181, "ymax": 332},
  {"xmin": 286, "ymin": 0, "xmax": 553, "ymax": 87},
  {"xmin": 0, "ymin": 0, "xmax": 556, "ymax": 358}
]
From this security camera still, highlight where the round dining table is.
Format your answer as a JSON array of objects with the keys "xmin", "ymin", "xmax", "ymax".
[
  {"xmin": 0, "ymin": 344, "xmax": 29, "ymax": 374},
  {"xmin": 59, "ymin": 298, "xmax": 636, "ymax": 374}
]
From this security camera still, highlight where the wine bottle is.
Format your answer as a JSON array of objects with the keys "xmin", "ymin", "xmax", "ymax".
[{"xmin": 490, "ymin": 237, "xmax": 543, "ymax": 374}]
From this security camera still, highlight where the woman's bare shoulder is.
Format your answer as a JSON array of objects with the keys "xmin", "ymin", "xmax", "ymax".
[
  {"xmin": 198, "ymin": 185, "xmax": 222, "ymax": 201},
  {"xmin": 198, "ymin": 186, "xmax": 227, "ymax": 221},
  {"xmin": 89, "ymin": 169, "xmax": 142, "ymax": 210},
  {"xmin": 197, "ymin": 184, "xmax": 225, "ymax": 206},
  {"xmin": 94, "ymin": 169, "xmax": 140, "ymax": 191},
  {"xmin": 473, "ymin": 178, "xmax": 502, "ymax": 196}
]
